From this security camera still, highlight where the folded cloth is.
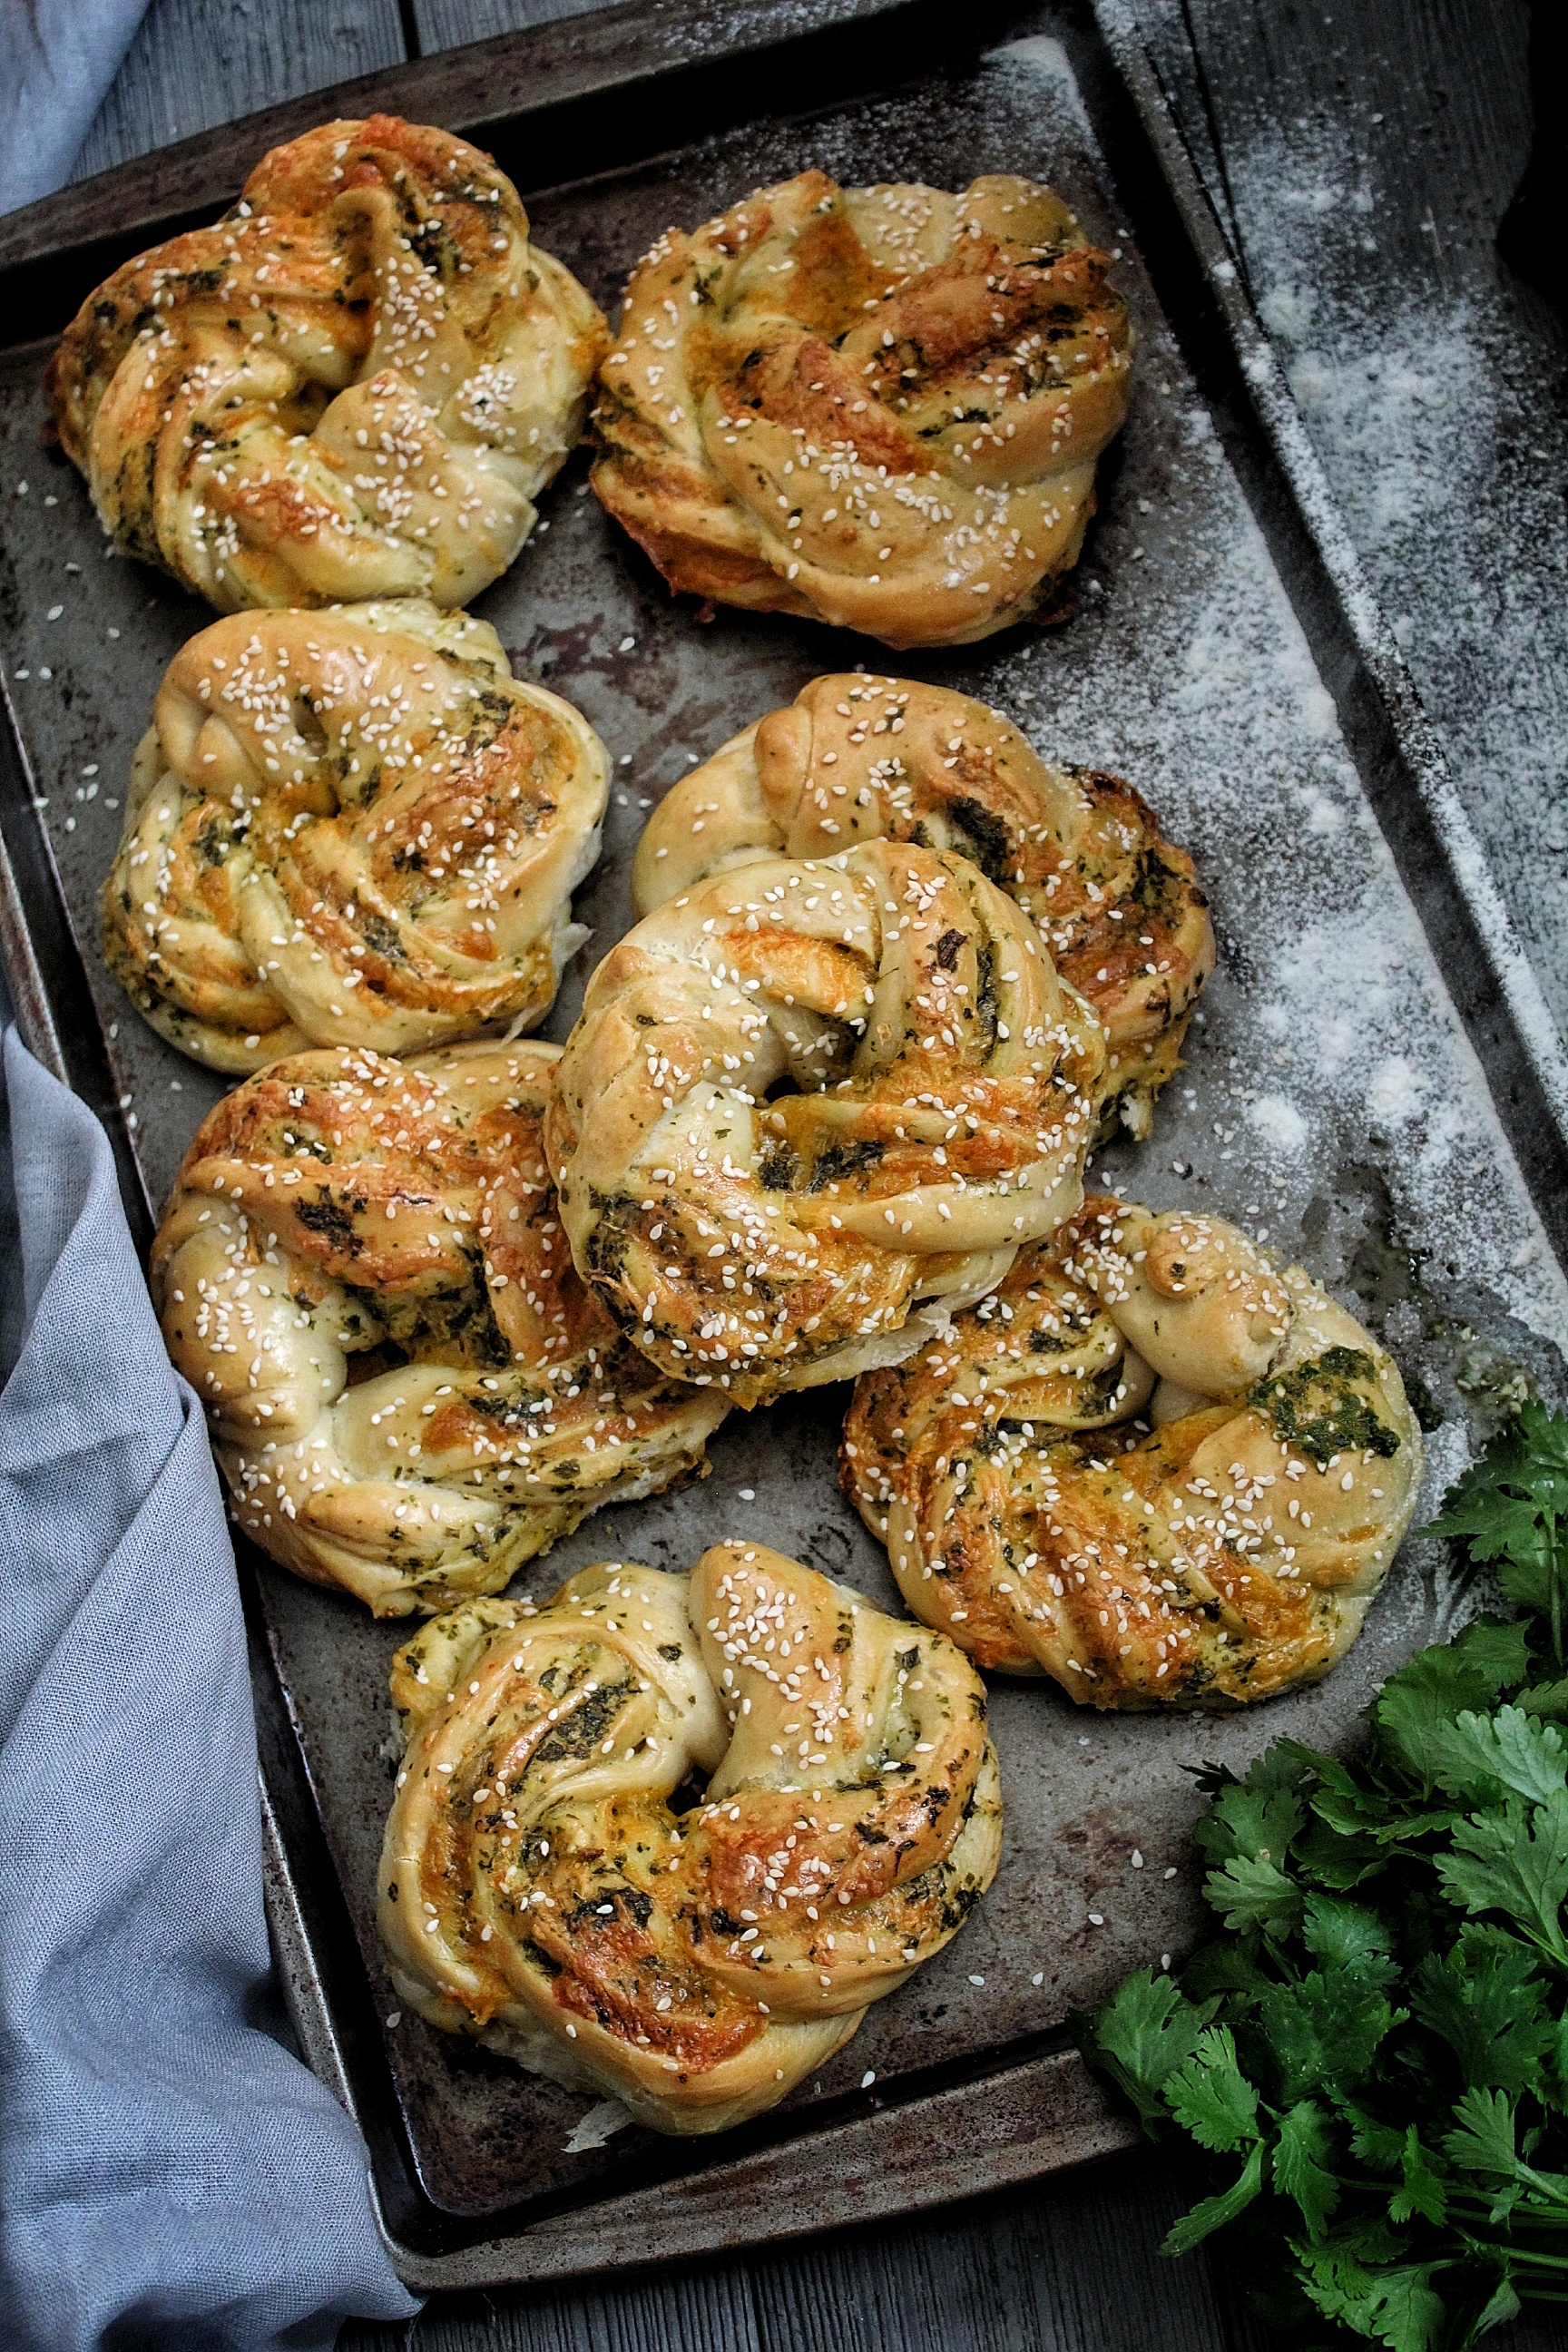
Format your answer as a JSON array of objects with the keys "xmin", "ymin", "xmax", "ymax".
[
  {"xmin": 0, "ymin": 0, "xmax": 151, "ymax": 214},
  {"xmin": 0, "ymin": 1029, "xmax": 417, "ymax": 2350}
]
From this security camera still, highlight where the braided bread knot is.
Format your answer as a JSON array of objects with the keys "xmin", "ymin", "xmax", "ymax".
[
  {"xmin": 49, "ymin": 115, "xmax": 607, "ymax": 612},
  {"xmin": 591, "ymin": 170, "xmax": 1131, "ymax": 647},
  {"xmin": 544, "ymin": 838, "xmax": 1107, "ymax": 1406},
  {"xmin": 379, "ymin": 1542, "xmax": 1001, "ymax": 2132},
  {"xmin": 152, "ymin": 1042, "xmax": 726, "ymax": 1616},
  {"xmin": 843, "ymin": 1197, "xmax": 1423, "ymax": 1708},
  {"xmin": 104, "ymin": 599, "xmax": 608, "ymax": 1072},
  {"xmin": 634, "ymin": 672, "xmax": 1212, "ymax": 1139}
]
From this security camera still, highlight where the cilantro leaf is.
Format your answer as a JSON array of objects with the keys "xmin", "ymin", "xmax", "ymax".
[
  {"xmin": 1203, "ymin": 1853, "xmax": 1304, "ymax": 1941},
  {"xmin": 1387, "ymin": 2125, "xmax": 1446, "ymax": 2228},
  {"xmin": 1301, "ymin": 1894, "xmax": 1398, "ymax": 1989},
  {"xmin": 1080, "ymin": 1969, "xmax": 1215, "ymax": 2129},
  {"xmin": 1308, "ymin": 1753, "xmax": 1388, "ymax": 1832},
  {"xmin": 1443, "ymin": 1614, "xmax": 1534, "ymax": 1694},
  {"xmin": 1409, "ymin": 1926, "xmax": 1556, "ymax": 2095},
  {"xmin": 1294, "ymin": 1811, "xmax": 1386, "ymax": 1890},
  {"xmin": 1274, "ymin": 2099, "xmax": 1340, "ymax": 2239},
  {"xmin": 1396, "ymin": 1704, "xmax": 1568, "ymax": 1808},
  {"xmin": 1373, "ymin": 1618, "xmax": 1531, "ymax": 1772},
  {"xmin": 1427, "ymin": 1401, "xmax": 1568, "ymax": 1537},
  {"xmin": 1434, "ymin": 1788, "xmax": 1568, "ymax": 1966},
  {"xmin": 1470, "ymin": 2278, "xmax": 1524, "ymax": 2335},
  {"xmin": 1522, "ymin": 1678, "xmax": 1568, "ymax": 1722},
  {"xmin": 1426, "ymin": 1404, "xmax": 1568, "ymax": 1664},
  {"xmin": 1161, "ymin": 2139, "xmax": 1266, "ymax": 2256},
  {"xmin": 1544, "ymin": 2014, "xmax": 1568, "ymax": 2115},
  {"xmin": 1432, "ymin": 1490, "xmax": 1553, "ymax": 1566},
  {"xmin": 1254, "ymin": 1972, "xmax": 1401, "ymax": 2108},
  {"xmin": 1181, "ymin": 1937, "xmax": 1273, "ymax": 2004},
  {"xmin": 1443, "ymin": 2087, "xmax": 1568, "ymax": 2225},
  {"xmin": 1497, "ymin": 1543, "xmax": 1565, "ymax": 1634},
  {"xmin": 1293, "ymin": 2239, "xmax": 1446, "ymax": 2352},
  {"xmin": 1451, "ymin": 1705, "xmax": 1568, "ymax": 1804},
  {"xmin": 1346, "ymin": 2106, "xmax": 1410, "ymax": 2174},
  {"xmin": 1442, "ymin": 2086, "xmax": 1521, "ymax": 2181},
  {"xmin": 1162, "ymin": 2024, "xmax": 1262, "ymax": 2151},
  {"xmin": 1191, "ymin": 1744, "xmax": 1310, "ymax": 1868}
]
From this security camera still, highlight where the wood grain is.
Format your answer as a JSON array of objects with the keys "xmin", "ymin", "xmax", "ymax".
[
  {"xmin": 70, "ymin": 0, "xmax": 407, "ymax": 181},
  {"xmin": 750, "ymin": 2153, "xmax": 1230, "ymax": 2352},
  {"xmin": 414, "ymin": 0, "xmax": 622, "ymax": 51},
  {"xmin": 359, "ymin": 2259, "xmax": 766, "ymax": 2352},
  {"xmin": 0, "ymin": 0, "xmax": 936, "ymax": 285},
  {"xmin": 1140, "ymin": 0, "xmax": 1568, "ymax": 1073}
]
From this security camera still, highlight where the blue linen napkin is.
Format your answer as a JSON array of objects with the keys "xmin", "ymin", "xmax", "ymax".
[
  {"xmin": 0, "ymin": 0, "xmax": 151, "ymax": 214},
  {"xmin": 0, "ymin": 1027, "xmax": 418, "ymax": 2349}
]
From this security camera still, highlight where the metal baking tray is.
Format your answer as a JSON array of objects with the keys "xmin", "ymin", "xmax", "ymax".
[{"xmin": 3, "ymin": 0, "xmax": 1566, "ymax": 2291}]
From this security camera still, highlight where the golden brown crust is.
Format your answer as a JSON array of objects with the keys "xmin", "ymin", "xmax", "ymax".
[
  {"xmin": 102, "ymin": 600, "xmax": 607, "ymax": 1070},
  {"xmin": 49, "ymin": 115, "xmax": 608, "ymax": 612},
  {"xmin": 632, "ymin": 674, "xmax": 1213, "ymax": 1139},
  {"xmin": 544, "ymin": 838, "xmax": 1107, "ymax": 1407},
  {"xmin": 590, "ymin": 172, "xmax": 1132, "ymax": 649},
  {"xmin": 377, "ymin": 1544, "xmax": 1001, "ymax": 2132},
  {"xmin": 842, "ymin": 1196, "xmax": 1423, "ymax": 1708},
  {"xmin": 151, "ymin": 1042, "xmax": 727, "ymax": 1615}
]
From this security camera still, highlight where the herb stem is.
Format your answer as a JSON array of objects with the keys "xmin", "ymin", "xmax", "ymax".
[
  {"xmin": 1452, "ymin": 2197, "xmax": 1563, "ymax": 2219},
  {"xmin": 1455, "ymin": 2239, "xmax": 1568, "ymax": 2270}
]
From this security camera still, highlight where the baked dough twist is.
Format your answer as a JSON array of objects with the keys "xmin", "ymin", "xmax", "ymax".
[
  {"xmin": 49, "ymin": 115, "xmax": 607, "ymax": 612},
  {"xmin": 152, "ymin": 1042, "xmax": 726, "ymax": 1616},
  {"xmin": 632, "ymin": 674, "xmax": 1213, "ymax": 1139},
  {"xmin": 591, "ymin": 171, "xmax": 1131, "ymax": 648},
  {"xmin": 104, "ymin": 600, "xmax": 608, "ymax": 1073},
  {"xmin": 544, "ymin": 838, "xmax": 1106, "ymax": 1406},
  {"xmin": 843, "ymin": 1197, "xmax": 1422, "ymax": 1708},
  {"xmin": 379, "ymin": 1542, "xmax": 1001, "ymax": 2132}
]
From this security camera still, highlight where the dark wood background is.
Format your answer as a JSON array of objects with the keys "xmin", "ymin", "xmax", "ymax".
[{"xmin": 57, "ymin": 1, "xmax": 1568, "ymax": 2344}]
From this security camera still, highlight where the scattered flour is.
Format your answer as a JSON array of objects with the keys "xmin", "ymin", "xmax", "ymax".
[
  {"xmin": 975, "ymin": 33, "xmax": 1568, "ymax": 1365},
  {"xmin": 1190, "ymin": 99, "xmax": 1568, "ymax": 1057}
]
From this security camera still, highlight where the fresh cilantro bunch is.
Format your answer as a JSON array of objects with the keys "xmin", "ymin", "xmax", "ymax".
[{"xmin": 1081, "ymin": 1400, "xmax": 1568, "ymax": 2349}]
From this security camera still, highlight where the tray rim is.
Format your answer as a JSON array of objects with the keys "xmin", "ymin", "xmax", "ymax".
[
  {"xmin": 2, "ymin": 0, "xmax": 1564, "ymax": 2290},
  {"xmin": 0, "ymin": 0, "xmax": 1013, "ymax": 335}
]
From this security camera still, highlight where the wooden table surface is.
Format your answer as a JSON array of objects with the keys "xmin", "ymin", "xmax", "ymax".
[{"xmin": 67, "ymin": 2, "xmax": 1568, "ymax": 2346}]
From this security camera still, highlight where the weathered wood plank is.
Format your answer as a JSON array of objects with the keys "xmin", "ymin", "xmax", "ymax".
[
  {"xmin": 341, "ymin": 2249, "xmax": 765, "ymax": 2349},
  {"xmin": 414, "ymin": 0, "xmax": 620, "ymax": 53},
  {"xmin": 70, "ymin": 0, "xmax": 408, "ymax": 181},
  {"xmin": 747, "ymin": 2152, "xmax": 1234, "ymax": 2352},
  {"xmin": 1137, "ymin": 0, "xmax": 1568, "ymax": 1090},
  {"xmin": 1154, "ymin": 0, "xmax": 1537, "ymax": 286},
  {"xmin": 0, "ymin": 0, "xmax": 925, "ymax": 288},
  {"xmin": 1120, "ymin": 0, "xmax": 1241, "ymax": 262}
]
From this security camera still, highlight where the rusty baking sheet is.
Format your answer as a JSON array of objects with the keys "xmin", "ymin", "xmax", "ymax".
[{"xmin": 3, "ymin": 0, "xmax": 1567, "ymax": 2291}]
